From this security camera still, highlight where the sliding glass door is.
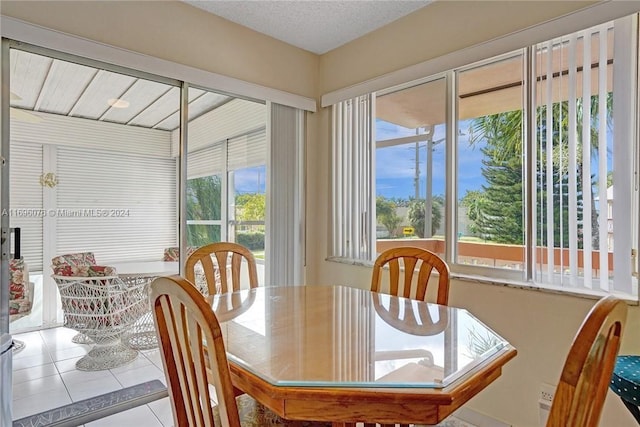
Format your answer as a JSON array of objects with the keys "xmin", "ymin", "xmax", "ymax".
[{"xmin": 185, "ymin": 86, "xmax": 267, "ymax": 284}]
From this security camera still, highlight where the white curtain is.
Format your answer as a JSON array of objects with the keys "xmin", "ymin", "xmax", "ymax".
[{"xmin": 266, "ymin": 103, "xmax": 305, "ymax": 286}]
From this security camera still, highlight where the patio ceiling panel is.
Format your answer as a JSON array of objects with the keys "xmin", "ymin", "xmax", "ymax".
[
  {"xmin": 186, "ymin": 91, "xmax": 232, "ymax": 120},
  {"xmin": 99, "ymin": 79, "xmax": 173, "ymax": 125},
  {"xmin": 8, "ymin": 49, "xmax": 248, "ymax": 132},
  {"xmin": 128, "ymin": 86, "xmax": 181, "ymax": 129},
  {"xmin": 34, "ymin": 60, "xmax": 97, "ymax": 115},
  {"xmin": 152, "ymin": 87, "xmax": 206, "ymax": 130},
  {"xmin": 155, "ymin": 91, "xmax": 231, "ymax": 130},
  {"xmin": 69, "ymin": 70, "xmax": 137, "ymax": 119},
  {"xmin": 9, "ymin": 50, "xmax": 51, "ymax": 109}
]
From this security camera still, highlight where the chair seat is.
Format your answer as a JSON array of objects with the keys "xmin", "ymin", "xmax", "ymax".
[
  {"xmin": 214, "ymin": 394, "xmax": 332, "ymax": 427},
  {"xmin": 610, "ymin": 355, "xmax": 640, "ymax": 404}
]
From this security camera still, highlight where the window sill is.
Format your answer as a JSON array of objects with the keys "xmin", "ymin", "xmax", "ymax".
[{"xmin": 325, "ymin": 257, "xmax": 639, "ymax": 306}]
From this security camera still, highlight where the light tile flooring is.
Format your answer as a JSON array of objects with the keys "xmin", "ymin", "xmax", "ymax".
[{"xmin": 11, "ymin": 327, "xmax": 174, "ymax": 426}]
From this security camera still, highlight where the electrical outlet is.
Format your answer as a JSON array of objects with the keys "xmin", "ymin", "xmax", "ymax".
[{"xmin": 539, "ymin": 382, "xmax": 556, "ymax": 402}]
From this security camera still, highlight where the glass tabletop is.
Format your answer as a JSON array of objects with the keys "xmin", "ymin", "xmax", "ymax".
[{"xmin": 211, "ymin": 285, "xmax": 509, "ymax": 389}]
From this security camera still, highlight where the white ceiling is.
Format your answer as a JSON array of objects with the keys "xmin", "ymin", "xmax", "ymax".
[{"xmin": 183, "ymin": 0, "xmax": 432, "ymax": 54}]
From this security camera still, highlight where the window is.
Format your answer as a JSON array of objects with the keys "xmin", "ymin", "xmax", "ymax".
[
  {"xmin": 331, "ymin": 16, "xmax": 639, "ymax": 297},
  {"xmin": 532, "ymin": 23, "xmax": 627, "ymax": 293},
  {"xmin": 376, "ymin": 77, "xmax": 447, "ymax": 258},
  {"xmin": 456, "ymin": 53, "xmax": 525, "ymax": 272},
  {"xmin": 232, "ymin": 165, "xmax": 266, "ymax": 257},
  {"xmin": 186, "ymin": 175, "xmax": 222, "ymax": 247}
]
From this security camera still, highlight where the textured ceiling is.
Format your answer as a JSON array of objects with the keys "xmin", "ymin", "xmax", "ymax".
[{"xmin": 183, "ymin": 0, "xmax": 432, "ymax": 54}]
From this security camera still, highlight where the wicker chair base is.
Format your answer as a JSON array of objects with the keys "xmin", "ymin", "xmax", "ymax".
[
  {"xmin": 72, "ymin": 333, "xmax": 94, "ymax": 344},
  {"xmin": 124, "ymin": 313, "xmax": 158, "ymax": 350},
  {"xmin": 76, "ymin": 342, "xmax": 138, "ymax": 371}
]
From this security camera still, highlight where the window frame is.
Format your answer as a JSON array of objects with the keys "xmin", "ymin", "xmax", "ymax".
[{"xmin": 331, "ymin": 15, "xmax": 640, "ymax": 299}]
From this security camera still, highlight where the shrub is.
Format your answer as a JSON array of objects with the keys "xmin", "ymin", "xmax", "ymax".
[{"xmin": 237, "ymin": 231, "xmax": 265, "ymax": 250}]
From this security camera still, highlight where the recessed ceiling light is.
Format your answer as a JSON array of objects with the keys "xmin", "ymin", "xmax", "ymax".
[{"xmin": 108, "ymin": 98, "xmax": 130, "ymax": 109}]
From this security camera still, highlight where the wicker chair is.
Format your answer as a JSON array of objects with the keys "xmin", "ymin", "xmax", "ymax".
[
  {"xmin": 51, "ymin": 252, "xmax": 98, "ymax": 344},
  {"xmin": 52, "ymin": 264, "xmax": 148, "ymax": 370}
]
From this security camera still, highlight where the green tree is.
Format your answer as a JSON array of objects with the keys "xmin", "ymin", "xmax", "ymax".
[
  {"xmin": 460, "ymin": 190, "xmax": 489, "ymax": 238},
  {"xmin": 468, "ymin": 94, "xmax": 611, "ymax": 247},
  {"xmin": 376, "ymin": 196, "xmax": 401, "ymax": 237},
  {"xmin": 186, "ymin": 176, "xmax": 222, "ymax": 247},
  {"xmin": 236, "ymin": 193, "xmax": 266, "ymax": 223},
  {"xmin": 407, "ymin": 196, "xmax": 443, "ymax": 238},
  {"xmin": 469, "ymin": 111, "xmax": 525, "ymax": 244}
]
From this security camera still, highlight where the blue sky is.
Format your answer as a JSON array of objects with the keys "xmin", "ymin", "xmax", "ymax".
[
  {"xmin": 376, "ymin": 119, "xmax": 486, "ymax": 200},
  {"xmin": 234, "ymin": 165, "xmax": 266, "ymax": 194}
]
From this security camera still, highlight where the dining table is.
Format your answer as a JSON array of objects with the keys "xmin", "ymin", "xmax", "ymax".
[{"xmin": 210, "ymin": 285, "xmax": 517, "ymax": 426}]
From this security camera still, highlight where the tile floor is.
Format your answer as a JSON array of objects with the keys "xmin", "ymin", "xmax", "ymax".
[{"xmin": 11, "ymin": 327, "xmax": 174, "ymax": 427}]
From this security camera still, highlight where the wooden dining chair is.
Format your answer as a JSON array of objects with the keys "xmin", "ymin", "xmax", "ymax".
[
  {"xmin": 546, "ymin": 295, "xmax": 627, "ymax": 427},
  {"xmin": 371, "ymin": 247, "xmax": 450, "ymax": 305},
  {"xmin": 150, "ymin": 275, "xmax": 331, "ymax": 427},
  {"xmin": 366, "ymin": 247, "xmax": 450, "ymax": 427},
  {"xmin": 185, "ymin": 242, "xmax": 259, "ymax": 296}
]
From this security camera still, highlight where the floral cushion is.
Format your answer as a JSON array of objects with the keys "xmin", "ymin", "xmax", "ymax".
[
  {"xmin": 9, "ymin": 258, "xmax": 32, "ymax": 317},
  {"xmin": 9, "ymin": 258, "xmax": 26, "ymax": 300},
  {"xmin": 213, "ymin": 394, "xmax": 331, "ymax": 427},
  {"xmin": 51, "ymin": 252, "xmax": 97, "ymax": 267},
  {"xmin": 163, "ymin": 246, "xmax": 197, "ymax": 262},
  {"xmin": 53, "ymin": 264, "xmax": 117, "ymax": 277}
]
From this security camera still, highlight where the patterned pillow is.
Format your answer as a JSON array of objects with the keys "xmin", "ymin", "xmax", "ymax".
[
  {"xmin": 9, "ymin": 257, "xmax": 31, "ymax": 317},
  {"xmin": 163, "ymin": 246, "xmax": 198, "ymax": 261},
  {"xmin": 163, "ymin": 247, "xmax": 180, "ymax": 262},
  {"xmin": 53, "ymin": 264, "xmax": 117, "ymax": 277},
  {"xmin": 51, "ymin": 252, "xmax": 97, "ymax": 267}
]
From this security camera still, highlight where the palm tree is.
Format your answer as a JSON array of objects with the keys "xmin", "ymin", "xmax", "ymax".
[{"xmin": 468, "ymin": 93, "xmax": 612, "ymax": 248}]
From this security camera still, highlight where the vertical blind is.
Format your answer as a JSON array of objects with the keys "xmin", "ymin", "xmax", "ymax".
[
  {"xmin": 266, "ymin": 103, "xmax": 304, "ymax": 285},
  {"xmin": 534, "ymin": 19, "xmax": 636, "ymax": 293},
  {"xmin": 331, "ymin": 94, "xmax": 375, "ymax": 261}
]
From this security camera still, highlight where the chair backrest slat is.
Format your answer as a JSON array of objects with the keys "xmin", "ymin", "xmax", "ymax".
[
  {"xmin": 186, "ymin": 242, "xmax": 258, "ymax": 296},
  {"xmin": 371, "ymin": 247, "xmax": 450, "ymax": 305}
]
